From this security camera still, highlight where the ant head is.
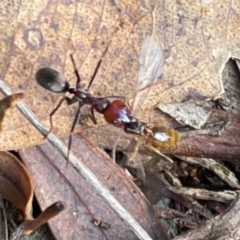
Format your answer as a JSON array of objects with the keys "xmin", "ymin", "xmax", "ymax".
[
  {"xmin": 124, "ymin": 119, "xmax": 145, "ymax": 135},
  {"xmin": 36, "ymin": 68, "xmax": 69, "ymax": 93}
]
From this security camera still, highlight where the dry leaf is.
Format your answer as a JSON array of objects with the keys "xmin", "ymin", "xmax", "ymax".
[
  {"xmin": 157, "ymin": 102, "xmax": 212, "ymax": 129},
  {"xmin": 176, "ymin": 156, "xmax": 240, "ymax": 189},
  {"xmin": 173, "ymin": 194, "xmax": 240, "ymax": 240},
  {"xmin": 1, "ymin": 1, "xmax": 239, "ymax": 150},
  {"xmin": 24, "ymin": 201, "xmax": 66, "ymax": 235},
  {"xmin": 0, "ymin": 93, "xmax": 23, "ymax": 130},
  {"xmin": 0, "ymin": 151, "xmax": 33, "ymax": 219},
  {"xmin": 0, "ymin": 151, "xmax": 65, "ymax": 236},
  {"xmin": 19, "ymin": 134, "xmax": 169, "ymax": 240}
]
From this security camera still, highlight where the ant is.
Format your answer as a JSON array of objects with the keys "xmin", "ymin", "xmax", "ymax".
[{"xmin": 35, "ymin": 47, "xmax": 140, "ymax": 158}]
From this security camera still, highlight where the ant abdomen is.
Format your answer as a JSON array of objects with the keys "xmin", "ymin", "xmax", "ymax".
[{"xmin": 36, "ymin": 68, "xmax": 69, "ymax": 93}]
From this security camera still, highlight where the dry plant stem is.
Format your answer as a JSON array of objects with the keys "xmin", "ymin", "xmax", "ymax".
[
  {"xmin": 147, "ymin": 144, "xmax": 174, "ymax": 163},
  {"xmin": 177, "ymin": 156, "xmax": 240, "ymax": 189},
  {"xmin": 0, "ymin": 197, "xmax": 8, "ymax": 240},
  {"xmin": 128, "ymin": 137, "xmax": 144, "ymax": 162},
  {"xmin": 0, "ymin": 80, "xmax": 153, "ymax": 240},
  {"xmin": 167, "ymin": 186, "xmax": 236, "ymax": 202},
  {"xmin": 174, "ymin": 193, "xmax": 240, "ymax": 240}
]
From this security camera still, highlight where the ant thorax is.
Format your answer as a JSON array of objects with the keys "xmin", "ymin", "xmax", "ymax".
[{"xmin": 73, "ymin": 89, "xmax": 90, "ymax": 99}]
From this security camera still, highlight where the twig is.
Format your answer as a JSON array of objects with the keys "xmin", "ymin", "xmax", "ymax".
[
  {"xmin": 0, "ymin": 79, "xmax": 153, "ymax": 240},
  {"xmin": 0, "ymin": 196, "xmax": 8, "ymax": 240},
  {"xmin": 167, "ymin": 186, "xmax": 236, "ymax": 202},
  {"xmin": 177, "ymin": 156, "xmax": 240, "ymax": 189}
]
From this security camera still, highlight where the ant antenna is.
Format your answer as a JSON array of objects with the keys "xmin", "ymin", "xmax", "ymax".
[
  {"xmin": 70, "ymin": 40, "xmax": 112, "ymax": 91},
  {"xmin": 87, "ymin": 59, "xmax": 102, "ymax": 90},
  {"xmin": 86, "ymin": 42, "xmax": 111, "ymax": 90}
]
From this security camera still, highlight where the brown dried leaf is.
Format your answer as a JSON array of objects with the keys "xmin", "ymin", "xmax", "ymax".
[
  {"xmin": 1, "ymin": 1, "xmax": 239, "ymax": 150},
  {"xmin": 157, "ymin": 102, "xmax": 212, "ymax": 129},
  {"xmin": 0, "ymin": 151, "xmax": 65, "ymax": 236},
  {"xmin": 0, "ymin": 93, "xmax": 23, "ymax": 130},
  {"xmin": 174, "ymin": 194, "xmax": 240, "ymax": 240},
  {"xmin": 0, "ymin": 151, "xmax": 33, "ymax": 219},
  {"xmin": 143, "ymin": 169, "xmax": 213, "ymax": 220},
  {"xmin": 19, "ymin": 134, "xmax": 169, "ymax": 240},
  {"xmin": 24, "ymin": 201, "xmax": 66, "ymax": 235}
]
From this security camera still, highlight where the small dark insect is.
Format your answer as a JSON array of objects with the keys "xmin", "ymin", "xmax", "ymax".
[{"xmin": 92, "ymin": 219, "xmax": 111, "ymax": 230}]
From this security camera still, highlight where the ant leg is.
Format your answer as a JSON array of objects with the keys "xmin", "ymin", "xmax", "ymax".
[
  {"xmin": 70, "ymin": 50, "xmax": 100, "ymax": 90},
  {"xmin": 87, "ymin": 59, "xmax": 102, "ymax": 90},
  {"xmin": 86, "ymin": 42, "xmax": 112, "ymax": 90},
  {"xmin": 89, "ymin": 106, "xmax": 97, "ymax": 125},
  {"xmin": 71, "ymin": 42, "xmax": 111, "ymax": 91},
  {"xmin": 147, "ymin": 144, "xmax": 174, "ymax": 163},
  {"xmin": 45, "ymin": 97, "xmax": 67, "ymax": 138},
  {"xmin": 66, "ymin": 95, "xmax": 78, "ymax": 105},
  {"xmin": 70, "ymin": 54, "xmax": 82, "ymax": 89},
  {"xmin": 66, "ymin": 101, "xmax": 83, "ymax": 164},
  {"xmin": 103, "ymin": 95, "xmax": 126, "ymax": 101},
  {"xmin": 46, "ymin": 95, "xmax": 77, "ymax": 138}
]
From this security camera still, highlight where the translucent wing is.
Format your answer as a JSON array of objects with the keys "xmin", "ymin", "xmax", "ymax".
[
  {"xmin": 136, "ymin": 36, "xmax": 164, "ymax": 91},
  {"xmin": 132, "ymin": 36, "xmax": 165, "ymax": 113}
]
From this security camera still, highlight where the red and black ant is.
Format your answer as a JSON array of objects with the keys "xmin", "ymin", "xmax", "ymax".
[{"xmin": 35, "ymin": 48, "xmax": 141, "ymax": 158}]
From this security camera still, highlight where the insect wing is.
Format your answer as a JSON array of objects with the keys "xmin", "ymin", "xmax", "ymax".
[
  {"xmin": 132, "ymin": 36, "xmax": 165, "ymax": 114},
  {"xmin": 137, "ymin": 36, "xmax": 164, "ymax": 91}
]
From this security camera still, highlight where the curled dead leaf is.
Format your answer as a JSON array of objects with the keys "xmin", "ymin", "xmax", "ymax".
[
  {"xmin": 0, "ymin": 93, "xmax": 24, "ymax": 131},
  {"xmin": 0, "ymin": 151, "xmax": 65, "ymax": 236},
  {"xmin": 24, "ymin": 201, "xmax": 66, "ymax": 235},
  {"xmin": 0, "ymin": 151, "xmax": 33, "ymax": 220}
]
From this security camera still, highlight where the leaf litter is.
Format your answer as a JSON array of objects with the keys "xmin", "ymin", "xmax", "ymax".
[{"xmin": 1, "ymin": 1, "xmax": 240, "ymax": 239}]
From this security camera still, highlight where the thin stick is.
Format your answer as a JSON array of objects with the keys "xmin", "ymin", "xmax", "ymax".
[{"xmin": 0, "ymin": 79, "xmax": 153, "ymax": 240}]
